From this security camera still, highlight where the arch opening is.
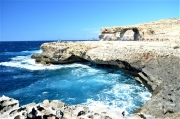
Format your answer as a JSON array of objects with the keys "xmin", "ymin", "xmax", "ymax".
[{"xmin": 119, "ymin": 28, "xmax": 141, "ymax": 41}]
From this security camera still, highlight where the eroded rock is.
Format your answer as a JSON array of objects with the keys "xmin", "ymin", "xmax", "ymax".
[
  {"xmin": 30, "ymin": 40, "xmax": 180, "ymax": 118},
  {"xmin": 0, "ymin": 95, "xmax": 19, "ymax": 118},
  {"xmin": 99, "ymin": 18, "xmax": 180, "ymax": 41},
  {"xmin": 0, "ymin": 96, "xmax": 128, "ymax": 119}
]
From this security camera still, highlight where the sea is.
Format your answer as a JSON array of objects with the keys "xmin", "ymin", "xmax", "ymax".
[{"xmin": 0, "ymin": 40, "xmax": 151, "ymax": 116}]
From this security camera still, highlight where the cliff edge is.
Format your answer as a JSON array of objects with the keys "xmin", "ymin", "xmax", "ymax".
[
  {"xmin": 31, "ymin": 39, "xmax": 180, "ymax": 118},
  {"xmin": 29, "ymin": 18, "xmax": 180, "ymax": 118},
  {"xmin": 99, "ymin": 18, "xmax": 180, "ymax": 41}
]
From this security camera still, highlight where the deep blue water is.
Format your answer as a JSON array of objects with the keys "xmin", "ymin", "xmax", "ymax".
[{"xmin": 0, "ymin": 41, "xmax": 151, "ymax": 115}]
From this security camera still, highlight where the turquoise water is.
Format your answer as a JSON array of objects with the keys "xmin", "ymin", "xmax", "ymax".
[{"xmin": 0, "ymin": 41, "xmax": 151, "ymax": 115}]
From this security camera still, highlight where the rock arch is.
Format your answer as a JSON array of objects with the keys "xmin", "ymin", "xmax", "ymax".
[
  {"xmin": 100, "ymin": 19, "xmax": 180, "ymax": 41},
  {"xmin": 119, "ymin": 28, "xmax": 141, "ymax": 41}
]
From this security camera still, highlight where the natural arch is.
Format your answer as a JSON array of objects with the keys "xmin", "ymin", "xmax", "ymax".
[{"xmin": 119, "ymin": 28, "xmax": 141, "ymax": 41}]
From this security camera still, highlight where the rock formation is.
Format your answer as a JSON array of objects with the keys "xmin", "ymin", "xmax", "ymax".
[
  {"xmin": 18, "ymin": 18, "xmax": 180, "ymax": 118},
  {"xmin": 31, "ymin": 38, "xmax": 180, "ymax": 118},
  {"xmin": 99, "ymin": 18, "xmax": 180, "ymax": 41},
  {"xmin": 0, "ymin": 95, "xmax": 144, "ymax": 119}
]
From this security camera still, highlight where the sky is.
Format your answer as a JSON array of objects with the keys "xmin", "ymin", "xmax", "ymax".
[{"xmin": 0, "ymin": 0, "xmax": 179, "ymax": 41}]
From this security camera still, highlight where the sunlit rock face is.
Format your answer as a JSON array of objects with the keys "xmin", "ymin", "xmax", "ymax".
[
  {"xmin": 31, "ymin": 40, "xmax": 180, "ymax": 118},
  {"xmin": 1, "ymin": 96, "xmax": 147, "ymax": 119},
  {"xmin": 99, "ymin": 18, "xmax": 180, "ymax": 41},
  {"xmin": 30, "ymin": 18, "xmax": 180, "ymax": 119}
]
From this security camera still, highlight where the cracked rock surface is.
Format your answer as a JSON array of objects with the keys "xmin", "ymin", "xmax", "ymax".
[
  {"xmin": 0, "ymin": 95, "xmax": 147, "ymax": 119},
  {"xmin": 31, "ymin": 40, "xmax": 180, "ymax": 118}
]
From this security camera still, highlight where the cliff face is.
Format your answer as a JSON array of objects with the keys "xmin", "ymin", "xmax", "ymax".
[
  {"xmin": 99, "ymin": 18, "xmax": 180, "ymax": 41},
  {"xmin": 31, "ymin": 40, "xmax": 180, "ymax": 118}
]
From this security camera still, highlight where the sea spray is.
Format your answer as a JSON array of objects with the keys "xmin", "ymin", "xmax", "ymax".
[{"xmin": 0, "ymin": 41, "xmax": 151, "ymax": 116}]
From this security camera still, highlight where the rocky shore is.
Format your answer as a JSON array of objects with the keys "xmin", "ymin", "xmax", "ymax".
[
  {"xmin": 30, "ymin": 18, "xmax": 180, "ymax": 118},
  {"xmin": 2, "ymin": 19, "xmax": 180, "ymax": 119},
  {"xmin": 0, "ymin": 95, "xmax": 145, "ymax": 119},
  {"xmin": 30, "ymin": 39, "xmax": 180, "ymax": 119}
]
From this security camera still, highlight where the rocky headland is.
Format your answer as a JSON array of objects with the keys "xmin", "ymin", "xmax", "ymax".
[
  {"xmin": 30, "ymin": 39, "xmax": 180, "ymax": 119},
  {"xmin": 99, "ymin": 18, "xmax": 180, "ymax": 41},
  {"xmin": 1, "ymin": 18, "xmax": 180, "ymax": 119}
]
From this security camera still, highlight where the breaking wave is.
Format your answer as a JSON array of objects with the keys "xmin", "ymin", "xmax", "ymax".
[{"xmin": 0, "ymin": 49, "xmax": 151, "ymax": 116}]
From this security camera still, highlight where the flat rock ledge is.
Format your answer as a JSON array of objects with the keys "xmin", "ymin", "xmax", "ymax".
[
  {"xmin": 31, "ymin": 40, "xmax": 180, "ymax": 119},
  {"xmin": 0, "ymin": 95, "xmax": 147, "ymax": 119}
]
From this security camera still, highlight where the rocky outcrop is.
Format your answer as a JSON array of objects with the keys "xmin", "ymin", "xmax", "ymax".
[
  {"xmin": 99, "ymin": 18, "xmax": 180, "ymax": 41},
  {"xmin": 31, "ymin": 42, "xmax": 86, "ymax": 65},
  {"xmin": 0, "ymin": 95, "xmax": 146, "ymax": 119},
  {"xmin": 31, "ymin": 39, "xmax": 180, "ymax": 118},
  {"xmin": 0, "ymin": 95, "xmax": 19, "ymax": 118}
]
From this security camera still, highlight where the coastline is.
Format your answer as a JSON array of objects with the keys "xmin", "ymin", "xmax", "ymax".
[
  {"xmin": 1, "ymin": 18, "xmax": 180, "ymax": 119},
  {"xmin": 30, "ymin": 40, "xmax": 180, "ymax": 118},
  {"xmin": 0, "ymin": 95, "xmax": 126, "ymax": 119}
]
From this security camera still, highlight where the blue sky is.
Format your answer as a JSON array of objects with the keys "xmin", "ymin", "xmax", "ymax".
[{"xmin": 0, "ymin": 0, "xmax": 179, "ymax": 41}]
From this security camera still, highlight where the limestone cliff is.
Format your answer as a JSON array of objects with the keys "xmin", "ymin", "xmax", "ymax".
[
  {"xmin": 31, "ymin": 40, "xmax": 180, "ymax": 118},
  {"xmin": 99, "ymin": 18, "xmax": 180, "ymax": 41},
  {"xmin": 30, "ymin": 18, "xmax": 180, "ymax": 118}
]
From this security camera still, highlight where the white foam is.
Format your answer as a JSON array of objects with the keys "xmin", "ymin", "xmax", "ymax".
[
  {"xmin": 1, "ymin": 50, "xmax": 42, "ymax": 56},
  {"xmin": 21, "ymin": 49, "xmax": 42, "ymax": 54},
  {"xmin": 67, "ymin": 98, "xmax": 76, "ymax": 101},
  {"xmin": 82, "ymin": 85, "xmax": 131, "ymax": 115},
  {"xmin": 95, "ymin": 78, "xmax": 117, "ymax": 84},
  {"xmin": 0, "ymin": 55, "xmax": 99, "ymax": 71},
  {"xmin": 0, "ymin": 55, "xmax": 62, "ymax": 70},
  {"xmin": 83, "ymin": 99, "xmax": 126, "ymax": 117},
  {"xmin": 0, "ymin": 49, "xmax": 110, "ymax": 72},
  {"xmin": 0, "ymin": 49, "xmax": 152, "ymax": 116},
  {"xmin": 140, "ymin": 92, "xmax": 152, "ymax": 101},
  {"xmin": 42, "ymin": 92, "xmax": 49, "ymax": 94},
  {"xmin": 82, "ymin": 82, "xmax": 151, "ymax": 116}
]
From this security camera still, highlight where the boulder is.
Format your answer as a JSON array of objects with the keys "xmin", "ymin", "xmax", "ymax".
[
  {"xmin": 0, "ymin": 96, "xmax": 125, "ymax": 119},
  {"xmin": 0, "ymin": 95, "xmax": 19, "ymax": 118}
]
